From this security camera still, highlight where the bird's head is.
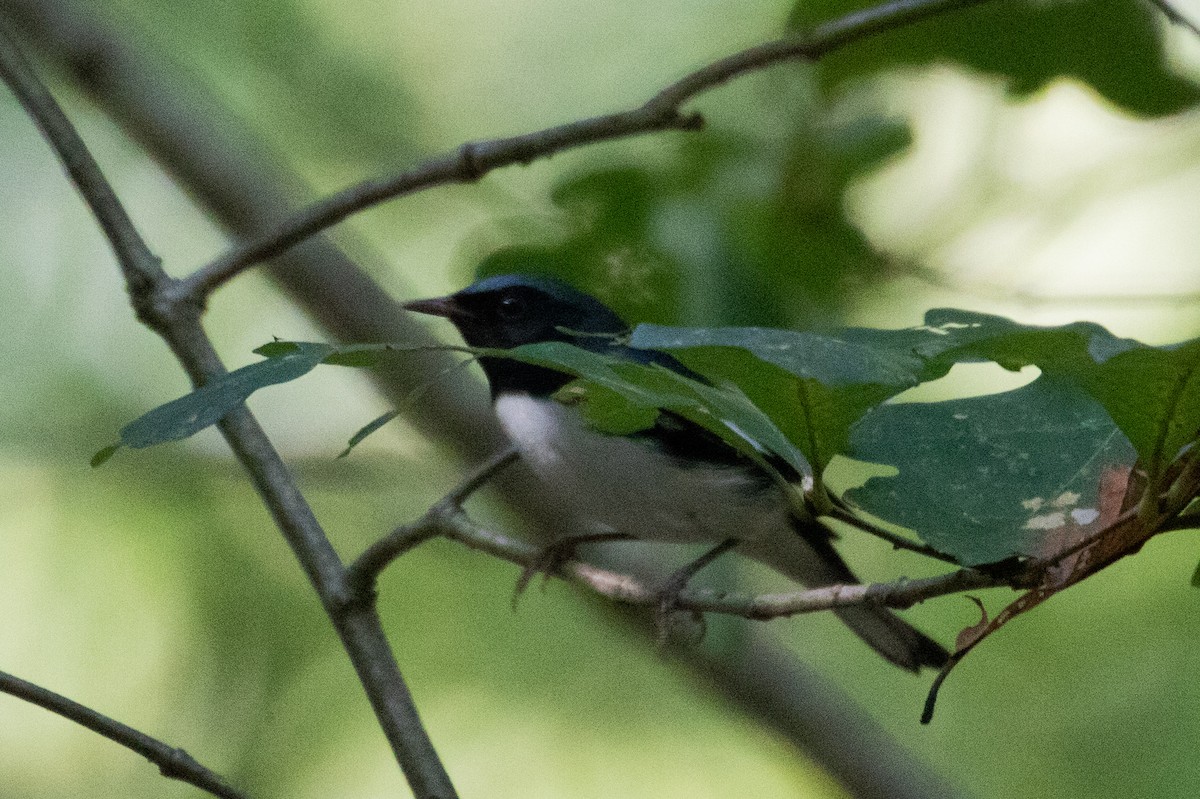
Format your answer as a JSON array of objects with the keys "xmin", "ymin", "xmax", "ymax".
[{"xmin": 404, "ymin": 274, "xmax": 628, "ymax": 349}]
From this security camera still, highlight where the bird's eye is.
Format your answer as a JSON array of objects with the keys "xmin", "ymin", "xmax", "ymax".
[{"xmin": 497, "ymin": 294, "xmax": 526, "ymax": 320}]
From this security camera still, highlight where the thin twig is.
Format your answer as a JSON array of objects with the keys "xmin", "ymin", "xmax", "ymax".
[
  {"xmin": 1145, "ymin": 0, "xmax": 1200, "ymax": 37},
  {"xmin": 0, "ymin": 670, "xmax": 244, "ymax": 799},
  {"xmin": 430, "ymin": 511, "xmax": 1003, "ymax": 620},
  {"xmin": 349, "ymin": 447, "xmax": 520, "ymax": 592},
  {"xmin": 0, "ymin": 15, "xmax": 458, "ymax": 799},
  {"xmin": 179, "ymin": 0, "xmax": 995, "ymax": 297},
  {"xmin": 437, "ymin": 446, "xmax": 520, "ymax": 510}
]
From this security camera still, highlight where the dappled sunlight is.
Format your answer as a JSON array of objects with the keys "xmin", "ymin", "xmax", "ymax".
[{"xmin": 852, "ymin": 70, "xmax": 1200, "ymax": 338}]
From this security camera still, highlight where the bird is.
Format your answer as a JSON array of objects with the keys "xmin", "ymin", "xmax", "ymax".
[{"xmin": 405, "ymin": 273, "xmax": 948, "ymax": 672}]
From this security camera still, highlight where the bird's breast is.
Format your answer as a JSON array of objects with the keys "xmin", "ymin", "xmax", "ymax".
[{"xmin": 493, "ymin": 392, "xmax": 790, "ymax": 545}]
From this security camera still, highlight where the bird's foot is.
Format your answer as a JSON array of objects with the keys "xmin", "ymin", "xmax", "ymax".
[
  {"xmin": 512, "ymin": 532, "xmax": 633, "ymax": 608},
  {"xmin": 652, "ymin": 538, "xmax": 740, "ymax": 645}
]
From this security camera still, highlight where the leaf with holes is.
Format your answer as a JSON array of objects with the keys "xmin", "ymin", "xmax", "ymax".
[{"xmin": 848, "ymin": 377, "xmax": 1136, "ymax": 566}]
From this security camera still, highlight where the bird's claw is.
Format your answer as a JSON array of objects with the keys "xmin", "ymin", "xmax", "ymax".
[
  {"xmin": 651, "ymin": 538, "xmax": 740, "ymax": 645},
  {"xmin": 512, "ymin": 532, "xmax": 634, "ymax": 609},
  {"xmin": 512, "ymin": 538, "xmax": 581, "ymax": 607},
  {"xmin": 652, "ymin": 576, "xmax": 698, "ymax": 646}
]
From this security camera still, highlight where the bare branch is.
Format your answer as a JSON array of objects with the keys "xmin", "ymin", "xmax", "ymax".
[
  {"xmin": 349, "ymin": 447, "xmax": 520, "ymax": 594},
  {"xmin": 365, "ymin": 501, "xmax": 1004, "ymax": 622},
  {"xmin": 438, "ymin": 446, "xmax": 521, "ymax": 510},
  {"xmin": 0, "ymin": 669, "xmax": 243, "ymax": 799},
  {"xmin": 179, "ymin": 0, "xmax": 996, "ymax": 297},
  {"xmin": 0, "ymin": 17, "xmax": 160, "ymax": 292},
  {"xmin": 0, "ymin": 14, "xmax": 457, "ymax": 798}
]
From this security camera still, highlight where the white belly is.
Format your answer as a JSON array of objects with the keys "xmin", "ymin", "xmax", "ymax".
[{"xmin": 494, "ymin": 393, "xmax": 792, "ymax": 547}]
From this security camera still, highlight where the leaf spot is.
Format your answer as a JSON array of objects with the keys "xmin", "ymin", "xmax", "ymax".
[
  {"xmin": 1022, "ymin": 497, "xmax": 1045, "ymax": 511},
  {"xmin": 918, "ymin": 321, "xmax": 984, "ymax": 336},
  {"xmin": 1052, "ymin": 491, "xmax": 1081, "ymax": 507},
  {"xmin": 1025, "ymin": 512, "xmax": 1066, "ymax": 530},
  {"xmin": 1070, "ymin": 508, "xmax": 1100, "ymax": 525}
]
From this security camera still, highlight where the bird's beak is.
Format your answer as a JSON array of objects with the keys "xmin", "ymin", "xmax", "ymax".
[{"xmin": 403, "ymin": 295, "xmax": 461, "ymax": 319}]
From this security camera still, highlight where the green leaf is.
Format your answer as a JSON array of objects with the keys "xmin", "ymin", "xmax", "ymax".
[
  {"xmin": 555, "ymin": 382, "xmax": 662, "ymax": 436},
  {"xmin": 848, "ymin": 377, "xmax": 1135, "ymax": 565},
  {"xmin": 794, "ymin": 0, "xmax": 1200, "ymax": 117},
  {"xmin": 908, "ymin": 310, "xmax": 1200, "ymax": 473},
  {"xmin": 629, "ymin": 324, "xmax": 929, "ymax": 474},
  {"xmin": 506, "ymin": 341, "xmax": 811, "ymax": 476},
  {"xmin": 115, "ymin": 342, "xmax": 334, "ymax": 451},
  {"xmin": 629, "ymin": 312, "xmax": 1200, "ymax": 494},
  {"xmin": 508, "ymin": 341, "xmax": 696, "ymax": 409},
  {"xmin": 632, "ymin": 325, "xmax": 928, "ymax": 386},
  {"xmin": 1071, "ymin": 342, "xmax": 1200, "ymax": 478},
  {"xmin": 339, "ymin": 409, "xmax": 402, "ymax": 458},
  {"xmin": 253, "ymin": 340, "xmax": 303, "ymax": 357},
  {"xmin": 323, "ymin": 348, "xmax": 384, "ymax": 368},
  {"xmin": 90, "ymin": 443, "xmax": 121, "ymax": 468},
  {"xmin": 628, "ymin": 312, "xmax": 1200, "ymax": 531}
]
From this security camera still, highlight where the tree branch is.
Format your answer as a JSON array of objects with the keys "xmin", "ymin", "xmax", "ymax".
[
  {"xmin": 0, "ymin": 16, "xmax": 457, "ymax": 799},
  {"xmin": 0, "ymin": 18, "xmax": 160, "ymax": 292},
  {"xmin": 348, "ymin": 446, "xmax": 520, "ymax": 594},
  {"xmin": 0, "ymin": 1, "xmax": 985, "ymax": 795},
  {"xmin": 178, "ymin": 0, "xmax": 995, "ymax": 297},
  {"xmin": 0, "ymin": 669, "xmax": 243, "ymax": 799},
  {"xmin": 354, "ymin": 491, "xmax": 1004, "ymax": 622}
]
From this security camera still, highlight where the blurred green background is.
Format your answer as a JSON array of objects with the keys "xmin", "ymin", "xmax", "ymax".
[{"xmin": 2, "ymin": 0, "xmax": 1200, "ymax": 797}]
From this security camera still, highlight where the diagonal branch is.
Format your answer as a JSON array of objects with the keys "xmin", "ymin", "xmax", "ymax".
[
  {"xmin": 0, "ymin": 669, "xmax": 244, "ymax": 799},
  {"xmin": 0, "ymin": 15, "xmax": 457, "ymax": 799},
  {"xmin": 348, "ymin": 446, "xmax": 520, "ymax": 596},
  {"xmin": 0, "ymin": 1, "xmax": 990, "ymax": 795},
  {"xmin": 435, "ymin": 510, "xmax": 1003, "ymax": 618},
  {"xmin": 0, "ymin": 18, "xmax": 160, "ymax": 291},
  {"xmin": 178, "ymin": 0, "xmax": 995, "ymax": 298}
]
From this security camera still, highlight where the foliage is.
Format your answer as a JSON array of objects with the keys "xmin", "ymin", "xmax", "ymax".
[
  {"xmin": 103, "ymin": 308, "xmax": 1200, "ymax": 577},
  {"xmin": 791, "ymin": 0, "xmax": 1200, "ymax": 115},
  {"xmin": 8, "ymin": 0, "xmax": 1200, "ymax": 797}
]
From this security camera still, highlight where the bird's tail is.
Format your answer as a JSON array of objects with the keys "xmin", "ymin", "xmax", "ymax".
[
  {"xmin": 831, "ymin": 604, "xmax": 949, "ymax": 672},
  {"xmin": 739, "ymin": 516, "xmax": 949, "ymax": 672}
]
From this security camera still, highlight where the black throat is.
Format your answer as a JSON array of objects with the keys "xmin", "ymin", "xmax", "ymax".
[{"xmin": 477, "ymin": 356, "xmax": 576, "ymax": 399}]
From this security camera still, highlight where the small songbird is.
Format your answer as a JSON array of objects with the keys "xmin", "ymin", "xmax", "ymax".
[{"xmin": 405, "ymin": 274, "xmax": 948, "ymax": 671}]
